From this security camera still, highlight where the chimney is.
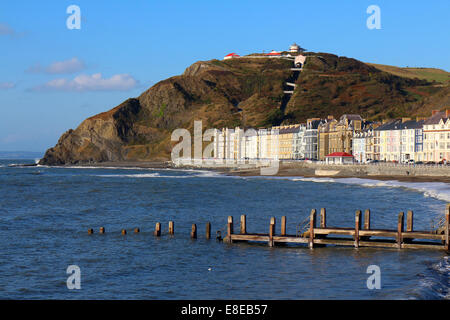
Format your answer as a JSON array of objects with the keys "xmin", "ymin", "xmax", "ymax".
[
  {"xmin": 401, "ymin": 117, "xmax": 411, "ymax": 123},
  {"xmin": 416, "ymin": 117, "xmax": 427, "ymax": 122},
  {"xmin": 327, "ymin": 115, "xmax": 334, "ymax": 120},
  {"xmin": 432, "ymin": 110, "xmax": 440, "ymax": 116}
]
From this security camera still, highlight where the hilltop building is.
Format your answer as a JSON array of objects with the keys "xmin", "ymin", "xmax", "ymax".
[
  {"xmin": 266, "ymin": 50, "xmax": 281, "ymax": 56},
  {"xmin": 223, "ymin": 53, "xmax": 240, "ymax": 60}
]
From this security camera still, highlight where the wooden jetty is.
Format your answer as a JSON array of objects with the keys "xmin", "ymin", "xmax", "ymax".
[{"xmin": 225, "ymin": 205, "xmax": 450, "ymax": 251}]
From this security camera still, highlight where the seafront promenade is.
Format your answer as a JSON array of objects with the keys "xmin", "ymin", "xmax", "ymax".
[{"xmin": 172, "ymin": 159, "xmax": 450, "ymax": 181}]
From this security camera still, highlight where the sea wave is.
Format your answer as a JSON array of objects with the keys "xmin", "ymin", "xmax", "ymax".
[
  {"xmin": 412, "ymin": 256, "xmax": 450, "ymax": 299},
  {"xmin": 287, "ymin": 177, "xmax": 450, "ymax": 202},
  {"xmin": 94, "ymin": 171, "xmax": 224, "ymax": 179}
]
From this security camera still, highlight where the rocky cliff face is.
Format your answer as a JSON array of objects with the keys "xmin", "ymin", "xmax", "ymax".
[{"xmin": 40, "ymin": 53, "xmax": 450, "ymax": 165}]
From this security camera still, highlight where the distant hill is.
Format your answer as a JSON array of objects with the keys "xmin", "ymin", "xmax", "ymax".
[
  {"xmin": 0, "ymin": 151, "xmax": 43, "ymax": 159},
  {"xmin": 40, "ymin": 52, "xmax": 450, "ymax": 165},
  {"xmin": 367, "ymin": 63, "xmax": 450, "ymax": 84}
]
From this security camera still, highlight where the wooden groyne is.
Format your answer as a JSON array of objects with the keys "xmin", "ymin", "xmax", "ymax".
[
  {"xmin": 225, "ymin": 205, "xmax": 450, "ymax": 251},
  {"xmin": 86, "ymin": 205, "xmax": 449, "ymax": 251}
]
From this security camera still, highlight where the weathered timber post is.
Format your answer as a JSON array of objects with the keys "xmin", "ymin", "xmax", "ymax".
[
  {"xmin": 206, "ymin": 222, "xmax": 211, "ymax": 239},
  {"xmin": 88, "ymin": 228, "xmax": 94, "ymax": 235},
  {"xmin": 121, "ymin": 229, "xmax": 127, "ymax": 235},
  {"xmin": 191, "ymin": 224, "xmax": 197, "ymax": 239},
  {"xmin": 281, "ymin": 216, "xmax": 287, "ymax": 236},
  {"xmin": 397, "ymin": 212, "xmax": 404, "ymax": 248},
  {"xmin": 309, "ymin": 209, "xmax": 316, "ymax": 249},
  {"xmin": 364, "ymin": 209, "xmax": 371, "ymax": 230},
  {"xmin": 240, "ymin": 215, "xmax": 247, "ymax": 234},
  {"xmin": 226, "ymin": 216, "xmax": 233, "ymax": 243},
  {"xmin": 99, "ymin": 227, "xmax": 105, "ymax": 234},
  {"xmin": 445, "ymin": 204, "xmax": 449, "ymax": 251},
  {"xmin": 168, "ymin": 221, "xmax": 174, "ymax": 235},
  {"xmin": 134, "ymin": 227, "xmax": 140, "ymax": 233},
  {"xmin": 269, "ymin": 217, "xmax": 276, "ymax": 247},
  {"xmin": 154, "ymin": 222, "xmax": 161, "ymax": 237},
  {"xmin": 320, "ymin": 208, "xmax": 326, "ymax": 228},
  {"xmin": 406, "ymin": 210, "xmax": 414, "ymax": 232},
  {"xmin": 355, "ymin": 210, "xmax": 362, "ymax": 248}
]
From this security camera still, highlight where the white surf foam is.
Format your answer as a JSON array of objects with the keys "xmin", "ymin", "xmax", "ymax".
[
  {"xmin": 94, "ymin": 170, "xmax": 225, "ymax": 179},
  {"xmin": 286, "ymin": 176, "xmax": 450, "ymax": 202}
]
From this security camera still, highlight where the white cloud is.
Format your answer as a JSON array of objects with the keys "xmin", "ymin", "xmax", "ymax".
[
  {"xmin": 32, "ymin": 73, "xmax": 139, "ymax": 92},
  {"xmin": 0, "ymin": 82, "xmax": 15, "ymax": 90},
  {"xmin": 0, "ymin": 23, "xmax": 15, "ymax": 36},
  {"xmin": 0, "ymin": 22, "xmax": 25, "ymax": 38},
  {"xmin": 27, "ymin": 57, "xmax": 86, "ymax": 74}
]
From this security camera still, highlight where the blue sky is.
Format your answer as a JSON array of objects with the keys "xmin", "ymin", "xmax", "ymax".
[{"xmin": 0, "ymin": 0, "xmax": 449, "ymax": 152}]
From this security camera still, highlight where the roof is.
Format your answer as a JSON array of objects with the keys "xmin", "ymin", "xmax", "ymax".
[
  {"xmin": 340, "ymin": 114, "xmax": 363, "ymax": 121},
  {"xmin": 325, "ymin": 152, "xmax": 354, "ymax": 157},
  {"xmin": 307, "ymin": 119, "xmax": 323, "ymax": 129},
  {"xmin": 278, "ymin": 126, "xmax": 301, "ymax": 134},
  {"xmin": 266, "ymin": 50, "xmax": 281, "ymax": 56},
  {"xmin": 401, "ymin": 119, "xmax": 424, "ymax": 129},
  {"xmin": 424, "ymin": 111, "xmax": 448, "ymax": 125},
  {"xmin": 224, "ymin": 53, "xmax": 240, "ymax": 57},
  {"xmin": 374, "ymin": 119, "xmax": 403, "ymax": 131},
  {"xmin": 375, "ymin": 119, "xmax": 424, "ymax": 131}
]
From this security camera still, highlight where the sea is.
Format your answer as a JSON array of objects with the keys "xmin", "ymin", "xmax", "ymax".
[{"xmin": 0, "ymin": 159, "xmax": 449, "ymax": 299}]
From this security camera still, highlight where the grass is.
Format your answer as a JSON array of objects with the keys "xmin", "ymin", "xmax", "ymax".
[{"xmin": 367, "ymin": 63, "xmax": 450, "ymax": 83}]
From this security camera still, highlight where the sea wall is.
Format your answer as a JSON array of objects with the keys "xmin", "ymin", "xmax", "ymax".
[{"xmin": 172, "ymin": 159, "xmax": 450, "ymax": 178}]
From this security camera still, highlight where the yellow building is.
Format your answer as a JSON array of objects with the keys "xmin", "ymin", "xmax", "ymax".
[
  {"xmin": 318, "ymin": 115, "xmax": 363, "ymax": 160},
  {"xmin": 271, "ymin": 124, "xmax": 302, "ymax": 159}
]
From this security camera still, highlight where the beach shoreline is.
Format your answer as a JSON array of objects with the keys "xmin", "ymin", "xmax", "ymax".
[{"xmin": 34, "ymin": 160, "xmax": 450, "ymax": 184}]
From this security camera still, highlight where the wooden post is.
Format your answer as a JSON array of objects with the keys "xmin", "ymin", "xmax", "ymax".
[
  {"xmin": 168, "ymin": 221, "xmax": 174, "ymax": 235},
  {"xmin": 355, "ymin": 210, "xmax": 361, "ymax": 248},
  {"xmin": 445, "ymin": 204, "xmax": 449, "ymax": 251},
  {"xmin": 406, "ymin": 210, "xmax": 414, "ymax": 232},
  {"xmin": 88, "ymin": 228, "xmax": 93, "ymax": 235},
  {"xmin": 364, "ymin": 209, "xmax": 371, "ymax": 230},
  {"xmin": 121, "ymin": 229, "xmax": 127, "ymax": 235},
  {"xmin": 397, "ymin": 212, "xmax": 404, "ymax": 248},
  {"xmin": 206, "ymin": 222, "xmax": 211, "ymax": 239},
  {"xmin": 226, "ymin": 216, "xmax": 233, "ymax": 243},
  {"xmin": 240, "ymin": 215, "xmax": 246, "ymax": 234},
  {"xmin": 309, "ymin": 209, "xmax": 316, "ymax": 249},
  {"xmin": 99, "ymin": 227, "xmax": 105, "ymax": 234},
  {"xmin": 134, "ymin": 227, "xmax": 140, "ymax": 233},
  {"xmin": 154, "ymin": 222, "xmax": 161, "ymax": 237},
  {"xmin": 191, "ymin": 224, "xmax": 197, "ymax": 239},
  {"xmin": 320, "ymin": 208, "xmax": 326, "ymax": 228},
  {"xmin": 281, "ymin": 216, "xmax": 287, "ymax": 236},
  {"xmin": 269, "ymin": 217, "xmax": 275, "ymax": 247}
]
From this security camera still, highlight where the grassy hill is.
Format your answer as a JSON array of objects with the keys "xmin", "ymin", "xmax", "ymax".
[
  {"xmin": 367, "ymin": 63, "xmax": 450, "ymax": 84},
  {"xmin": 40, "ymin": 53, "xmax": 450, "ymax": 165}
]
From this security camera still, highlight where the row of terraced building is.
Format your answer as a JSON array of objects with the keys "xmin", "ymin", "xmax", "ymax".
[{"xmin": 212, "ymin": 109, "xmax": 450, "ymax": 163}]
